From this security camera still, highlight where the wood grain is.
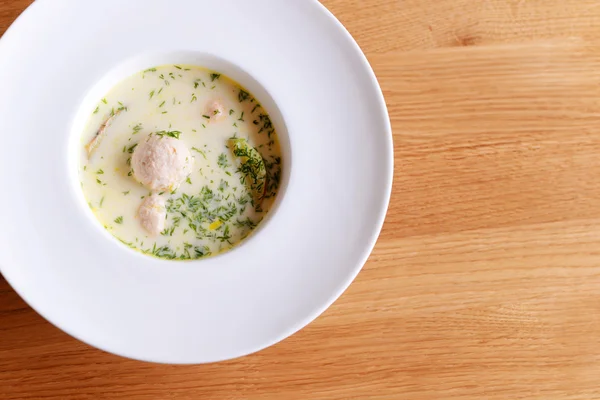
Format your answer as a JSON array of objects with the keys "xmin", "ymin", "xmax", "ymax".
[{"xmin": 2, "ymin": 0, "xmax": 600, "ymax": 399}]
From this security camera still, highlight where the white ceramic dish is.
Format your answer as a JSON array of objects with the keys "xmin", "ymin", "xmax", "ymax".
[{"xmin": 0, "ymin": 0, "xmax": 393, "ymax": 363}]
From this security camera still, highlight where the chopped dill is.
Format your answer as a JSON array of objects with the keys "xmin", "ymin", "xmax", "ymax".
[
  {"xmin": 217, "ymin": 153, "xmax": 229, "ymax": 169},
  {"xmin": 132, "ymin": 123, "xmax": 143, "ymax": 134},
  {"xmin": 155, "ymin": 130, "xmax": 181, "ymax": 139},
  {"xmin": 192, "ymin": 147, "xmax": 207, "ymax": 159},
  {"xmin": 238, "ymin": 89, "xmax": 250, "ymax": 102}
]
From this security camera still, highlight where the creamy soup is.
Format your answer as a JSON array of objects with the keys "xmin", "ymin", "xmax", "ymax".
[{"xmin": 79, "ymin": 65, "xmax": 282, "ymax": 260}]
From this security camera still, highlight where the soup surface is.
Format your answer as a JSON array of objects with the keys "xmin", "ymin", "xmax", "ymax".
[{"xmin": 79, "ymin": 65, "xmax": 282, "ymax": 260}]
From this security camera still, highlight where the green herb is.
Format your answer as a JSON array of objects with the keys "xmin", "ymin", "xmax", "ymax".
[
  {"xmin": 101, "ymin": 98, "xmax": 107, "ymax": 104},
  {"xmin": 144, "ymin": 68, "xmax": 157, "ymax": 73},
  {"xmin": 238, "ymin": 89, "xmax": 250, "ymax": 102},
  {"xmin": 194, "ymin": 246, "xmax": 211, "ymax": 258},
  {"xmin": 186, "ymin": 177, "xmax": 192, "ymax": 185},
  {"xmin": 118, "ymin": 238, "xmax": 136, "ymax": 249},
  {"xmin": 229, "ymin": 138, "xmax": 266, "ymax": 210},
  {"xmin": 229, "ymin": 109, "xmax": 234, "ymax": 115},
  {"xmin": 192, "ymin": 147, "xmax": 207, "ymax": 159},
  {"xmin": 161, "ymin": 226, "xmax": 175, "ymax": 237},
  {"xmin": 123, "ymin": 191, "xmax": 130, "ymax": 195},
  {"xmin": 155, "ymin": 130, "xmax": 181, "ymax": 139},
  {"xmin": 93, "ymin": 106, "xmax": 99, "ymax": 114},
  {"xmin": 149, "ymin": 90, "xmax": 155, "ymax": 99},
  {"xmin": 210, "ymin": 73, "xmax": 221, "ymax": 81},
  {"xmin": 96, "ymin": 169, "xmax": 104, "ymax": 174},
  {"xmin": 161, "ymin": 75, "xmax": 170, "ymax": 85},
  {"xmin": 99, "ymin": 196, "xmax": 105, "ymax": 207},
  {"xmin": 114, "ymin": 216, "xmax": 123, "ymax": 224},
  {"xmin": 218, "ymin": 179, "xmax": 229, "ymax": 193},
  {"xmin": 159, "ymin": 100, "xmax": 166, "ymax": 108},
  {"xmin": 217, "ymin": 153, "xmax": 229, "ymax": 169},
  {"xmin": 236, "ymin": 194, "xmax": 250, "ymax": 206},
  {"xmin": 257, "ymin": 113, "xmax": 273, "ymax": 133},
  {"xmin": 238, "ymin": 111, "xmax": 245, "ymax": 121},
  {"xmin": 191, "ymin": 93, "xmax": 197, "ymax": 103},
  {"xmin": 202, "ymin": 114, "xmax": 210, "ymax": 119},
  {"xmin": 216, "ymin": 225, "xmax": 232, "ymax": 242},
  {"xmin": 132, "ymin": 123, "xmax": 143, "ymax": 134},
  {"xmin": 234, "ymin": 217, "xmax": 258, "ymax": 229},
  {"xmin": 144, "ymin": 243, "xmax": 177, "ymax": 260},
  {"xmin": 127, "ymin": 143, "xmax": 138, "ymax": 154},
  {"xmin": 174, "ymin": 65, "xmax": 182, "ymax": 70}
]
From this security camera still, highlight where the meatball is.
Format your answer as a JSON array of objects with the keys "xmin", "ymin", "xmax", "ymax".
[
  {"xmin": 138, "ymin": 194, "xmax": 166, "ymax": 236},
  {"xmin": 131, "ymin": 134, "xmax": 193, "ymax": 192},
  {"xmin": 205, "ymin": 100, "xmax": 225, "ymax": 122}
]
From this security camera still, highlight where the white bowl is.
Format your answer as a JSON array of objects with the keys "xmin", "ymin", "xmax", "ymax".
[{"xmin": 0, "ymin": 0, "xmax": 393, "ymax": 363}]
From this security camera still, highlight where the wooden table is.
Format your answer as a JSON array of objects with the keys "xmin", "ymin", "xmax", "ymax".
[{"xmin": 2, "ymin": 0, "xmax": 600, "ymax": 398}]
